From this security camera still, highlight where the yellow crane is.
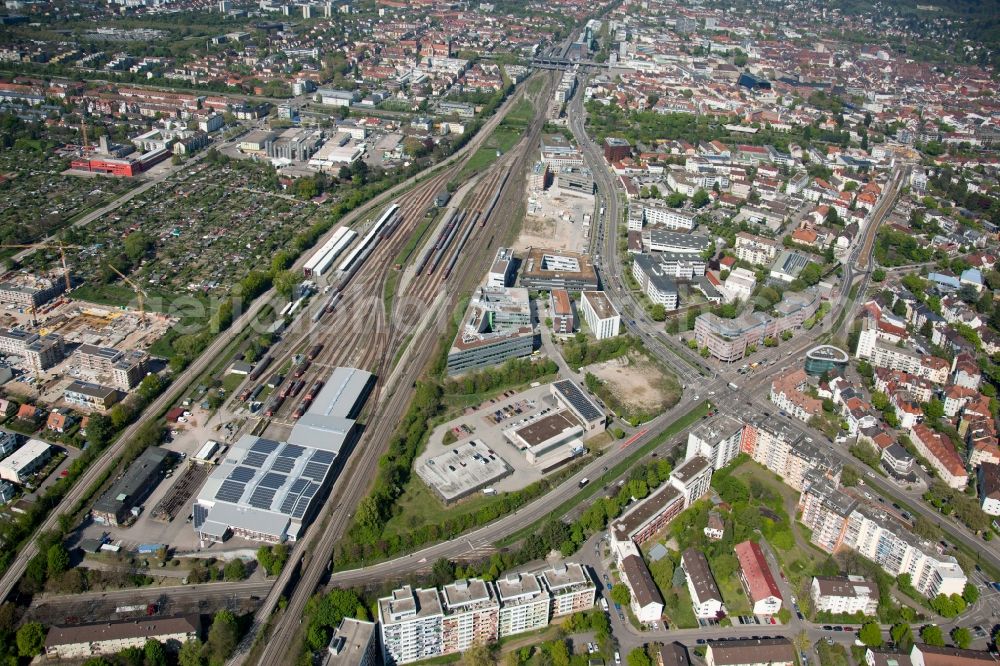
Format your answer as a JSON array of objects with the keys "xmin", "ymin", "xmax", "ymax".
[
  {"xmin": 106, "ymin": 264, "xmax": 148, "ymax": 324},
  {"xmin": 0, "ymin": 241, "xmax": 79, "ymax": 292}
]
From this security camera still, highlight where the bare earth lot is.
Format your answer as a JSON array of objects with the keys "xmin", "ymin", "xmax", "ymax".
[{"xmin": 586, "ymin": 352, "xmax": 680, "ymax": 414}]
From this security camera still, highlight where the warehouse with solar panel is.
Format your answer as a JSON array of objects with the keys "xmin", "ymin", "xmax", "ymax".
[{"xmin": 193, "ymin": 367, "xmax": 374, "ymax": 544}]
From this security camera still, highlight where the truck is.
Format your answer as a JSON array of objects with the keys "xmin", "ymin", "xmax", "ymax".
[
  {"xmin": 136, "ymin": 543, "xmax": 165, "ymax": 555},
  {"xmin": 728, "ymin": 382, "xmax": 738, "ymax": 391}
]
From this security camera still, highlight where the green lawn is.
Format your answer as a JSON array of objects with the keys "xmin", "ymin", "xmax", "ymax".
[
  {"xmin": 526, "ymin": 77, "xmax": 545, "ymax": 96},
  {"xmin": 381, "ymin": 473, "xmax": 508, "ymax": 539},
  {"xmin": 221, "ymin": 373, "xmax": 245, "ymax": 392},
  {"xmin": 504, "ymin": 98, "xmax": 534, "ymax": 127},
  {"xmin": 458, "ymin": 125, "xmax": 525, "ymax": 179}
]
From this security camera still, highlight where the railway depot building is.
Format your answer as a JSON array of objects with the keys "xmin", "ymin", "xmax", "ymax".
[
  {"xmin": 92, "ymin": 446, "xmax": 170, "ymax": 526},
  {"xmin": 446, "ymin": 287, "xmax": 536, "ymax": 375},
  {"xmin": 193, "ymin": 367, "xmax": 373, "ymax": 543}
]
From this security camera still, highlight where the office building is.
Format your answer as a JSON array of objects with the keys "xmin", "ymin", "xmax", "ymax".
[
  {"xmin": 551, "ymin": 379, "xmax": 605, "ymax": 431},
  {"xmin": 92, "ymin": 447, "xmax": 169, "ymax": 527},
  {"xmin": 486, "ymin": 248, "xmax": 516, "ymax": 289},
  {"xmin": 520, "ymin": 249, "xmax": 599, "ymax": 292},
  {"xmin": 682, "ymin": 548, "xmax": 724, "ymax": 619},
  {"xmin": 810, "ymin": 576, "xmax": 878, "ymax": 616},
  {"xmin": 804, "ymin": 345, "xmax": 849, "ymax": 376},
  {"xmin": 642, "ymin": 202, "xmax": 696, "ymax": 230},
  {"xmin": 580, "ymin": 291, "xmax": 620, "ymax": 340},
  {"xmin": 695, "ymin": 290, "xmax": 820, "ymax": 362},
  {"xmin": 447, "ymin": 287, "xmax": 535, "ymax": 375},
  {"xmin": 643, "ymin": 229, "xmax": 710, "ymax": 255},
  {"xmin": 604, "ymin": 137, "xmax": 631, "ymax": 162},
  {"xmin": 723, "ymin": 267, "xmax": 756, "ymax": 303},
  {"xmin": 45, "ymin": 615, "xmax": 201, "ymax": 660},
  {"xmin": 632, "ymin": 254, "xmax": 678, "ymax": 310}
]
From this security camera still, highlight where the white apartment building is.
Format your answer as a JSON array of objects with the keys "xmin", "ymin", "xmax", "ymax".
[
  {"xmin": 632, "ymin": 255, "xmax": 678, "ymax": 310},
  {"xmin": 440, "ymin": 579, "xmax": 500, "ymax": 654},
  {"xmin": 668, "ymin": 455, "xmax": 713, "ymax": 506},
  {"xmin": 0, "ymin": 438, "xmax": 51, "ymax": 484},
  {"xmin": 734, "ymin": 232, "xmax": 779, "ymax": 266},
  {"xmin": 642, "ymin": 201, "xmax": 696, "ymax": 230},
  {"xmin": 628, "ymin": 203, "xmax": 645, "ymax": 231},
  {"xmin": 810, "ymin": 576, "xmax": 878, "ymax": 616},
  {"xmin": 379, "ymin": 586, "xmax": 445, "ymax": 665},
  {"xmin": 723, "ymin": 267, "xmax": 756, "ymax": 303},
  {"xmin": 685, "ymin": 415, "xmax": 744, "ymax": 471},
  {"xmin": 580, "ymin": 291, "xmax": 621, "ymax": 340},
  {"xmin": 539, "ymin": 562, "xmax": 596, "ymax": 618},
  {"xmin": 494, "ymin": 572, "xmax": 550, "ymax": 636}
]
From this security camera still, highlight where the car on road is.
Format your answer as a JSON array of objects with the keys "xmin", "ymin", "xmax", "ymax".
[
  {"xmin": 833, "ymin": 626, "xmax": 843, "ymax": 632},
  {"xmin": 614, "ymin": 651, "xmax": 621, "ymax": 665},
  {"xmin": 823, "ymin": 626, "xmax": 833, "ymax": 630},
  {"xmin": 696, "ymin": 639, "xmax": 706, "ymax": 645}
]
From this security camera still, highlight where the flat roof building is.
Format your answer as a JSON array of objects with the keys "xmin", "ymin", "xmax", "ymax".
[
  {"xmin": 327, "ymin": 618, "xmax": 381, "ymax": 666},
  {"xmin": 92, "ymin": 446, "xmax": 169, "ymax": 527},
  {"xmin": 416, "ymin": 439, "xmax": 512, "ymax": 502},
  {"xmin": 520, "ymin": 249, "xmax": 599, "ymax": 292},
  {"xmin": 580, "ymin": 291, "xmax": 620, "ymax": 340},
  {"xmin": 447, "ymin": 287, "xmax": 536, "ymax": 375},
  {"xmin": 0, "ymin": 329, "xmax": 64, "ymax": 372},
  {"xmin": 194, "ymin": 367, "xmax": 371, "ymax": 543},
  {"xmin": 551, "ymin": 379, "xmax": 604, "ymax": 431},
  {"xmin": 539, "ymin": 562, "xmax": 596, "ymax": 618},
  {"xmin": 805, "ymin": 345, "xmax": 849, "ymax": 376},
  {"xmin": 0, "ymin": 438, "xmax": 51, "ymax": 484},
  {"xmin": 379, "ymin": 585, "xmax": 444, "ymax": 665},
  {"xmin": 495, "ymin": 572, "xmax": 549, "ymax": 636}
]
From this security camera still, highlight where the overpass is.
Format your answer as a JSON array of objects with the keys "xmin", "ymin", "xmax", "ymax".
[{"xmin": 531, "ymin": 57, "xmax": 605, "ymax": 70}]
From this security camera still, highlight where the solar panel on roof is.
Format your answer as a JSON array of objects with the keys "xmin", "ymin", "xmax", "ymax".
[
  {"xmin": 554, "ymin": 380, "xmax": 602, "ymax": 421},
  {"xmin": 302, "ymin": 461, "xmax": 328, "ymax": 481},
  {"xmin": 292, "ymin": 496, "xmax": 312, "ymax": 518},
  {"xmin": 193, "ymin": 504, "xmax": 209, "ymax": 529},
  {"xmin": 248, "ymin": 487, "xmax": 277, "ymax": 510},
  {"xmin": 279, "ymin": 494, "xmax": 298, "ymax": 514},
  {"xmin": 301, "ymin": 482, "xmax": 319, "ymax": 498},
  {"xmin": 271, "ymin": 457, "xmax": 295, "ymax": 474},
  {"xmin": 215, "ymin": 480, "xmax": 246, "ymax": 503},
  {"xmin": 250, "ymin": 439, "xmax": 281, "ymax": 454},
  {"xmin": 242, "ymin": 451, "xmax": 268, "ymax": 468},
  {"xmin": 288, "ymin": 478, "xmax": 309, "ymax": 494},
  {"xmin": 259, "ymin": 472, "xmax": 286, "ymax": 490},
  {"xmin": 310, "ymin": 450, "xmax": 336, "ymax": 464},
  {"xmin": 279, "ymin": 444, "xmax": 305, "ymax": 458},
  {"xmin": 228, "ymin": 466, "xmax": 256, "ymax": 483}
]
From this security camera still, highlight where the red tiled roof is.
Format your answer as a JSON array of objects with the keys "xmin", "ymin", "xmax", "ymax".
[{"xmin": 734, "ymin": 540, "xmax": 782, "ymax": 603}]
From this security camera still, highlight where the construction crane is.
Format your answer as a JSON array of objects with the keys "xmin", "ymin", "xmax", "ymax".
[
  {"xmin": 0, "ymin": 241, "xmax": 79, "ymax": 292},
  {"xmin": 107, "ymin": 264, "xmax": 148, "ymax": 324}
]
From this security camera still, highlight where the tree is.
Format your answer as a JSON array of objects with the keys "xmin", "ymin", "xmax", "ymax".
[
  {"xmin": 47, "ymin": 542, "xmax": 70, "ymax": 578},
  {"xmin": 178, "ymin": 639, "xmax": 205, "ymax": 666},
  {"xmin": 963, "ymin": 582, "xmax": 980, "ymax": 605},
  {"xmin": 627, "ymin": 648, "xmax": 652, "ymax": 666},
  {"xmin": 872, "ymin": 269, "xmax": 886, "ymax": 282},
  {"xmin": 650, "ymin": 303, "xmax": 666, "ymax": 321},
  {"xmin": 462, "ymin": 642, "xmax": 496, "ymax": 666},
  {"xmin": 16, "ymin": 622, "xmax": 45, "ymax": 656},
  {"xmin": 123, "ymin": 231, "xmax": 154, "ymax": 263},
  {"xmin": 207, "ymin": 610, "xmax": 239, "ymax": 662},
  {"xmin": 952, "ymin": 626, "xmax": 972, "ymax": 649},
  {"xmin": 223, "ymin": 558, "xmax": 246, "ymax": 581},
  {"xmin": 144, "ymin": 639, "xmax": 167, "ymax": 666},
  {"xmin": 920, "ymin": 624, "xmax": 945, "ymax": 647},
  {"xmin": 859, "ymin": 621, "xmax": 883, "ymax": 647},
  {"xmin": 610, "ymin": 584, "xmax": 631, "ymax": 607},
  {"xmin": 273, "ymin": 269, "xmax": 299, "ymax": 300},
  {"xmin": 890, "ymin": 623, "xmax": 913, "ymax": 651},
  {"xmin": 692, "ymin": 188, "xmax": 710, "ymax": 208}
]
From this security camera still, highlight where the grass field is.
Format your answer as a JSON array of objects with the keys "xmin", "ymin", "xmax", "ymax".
[
  {"xmin": 458, "ymin": 125, "xmax": 524, "ymax": 179},
  {"xmin": 381, "ymin": 474, "xmax": 502, "ymax": 539}
]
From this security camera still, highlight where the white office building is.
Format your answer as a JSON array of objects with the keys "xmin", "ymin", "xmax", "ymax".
[{"xmin": 580, "ymin": 291, "xmax": 621, "ymax": 340}]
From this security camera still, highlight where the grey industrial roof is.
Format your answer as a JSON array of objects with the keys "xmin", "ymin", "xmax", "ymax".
[
  {"xmin": 93, "ymin": 447, "xmax": 168, "ymax": 515},
  {"xmin": 288, "ymin": 366, "xmax": 372, "ymax": 451}
]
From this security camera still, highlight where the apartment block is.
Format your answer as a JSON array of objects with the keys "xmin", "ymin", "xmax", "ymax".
[
  {"xmin": 668, "ymin": 455, "xmax": 713, "ymax": 506},
  {"xmin": 539, "ymin": 562, "xmax": 596, "ymax": 618},
  {"xmin": 685, "ymin": 414, "xmax": 744, "ymax": 471},
  {"xmin": 632, "ymin": 254, "xmax": 678, "ymax": 310},
  {"xmin": 379, "ymin": 586, "xmax": 444, "ymax": 665},
  {"xmin": 798, "ymin": 471, "xmax": 856, "ymax": 552},
  {"xmin": 0, "ymin": 329, "xmax": 64, "ymax": 372},
  {"xmin": 549, "ymin": 289, "xmax": 575, "ymax": 336},
  {"xmin": 642, "ymin": 201, "xmax": 696, "ymax": 230},
  {"xmin": 734, "ymin": 540, "xmax": 782, "ymax": 616},
  {"xmin": 909, "ymin": 423, "xmax": 968, "ymax": 489},
  {"xmin": 740, "ymin": 415, "xmax": 840, "ymax": 491},
  {"xmin": 440, "ymin": 579, "xmax": 500, "ymax": 654},
  {"xmin": 74, "ymin": 344, "xmax": 149, "ymax": 391},
  {"xmin": 580, "ymin": 291, "xmax": 620, "ymax": 340},
  {"xmin": 495, "ymin": 572, "xmax": 550, "ymax": 636},
  {"xmin": 810, "ymin": 576, "xmax": 878, "ymax": 616},
  {"xmin": 769, "ymin": 369, "xmax": 822, "ymax": 423},
  {"xmin": 734, "ymin": 232, "xmax": 780, "ymax": 266}
]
